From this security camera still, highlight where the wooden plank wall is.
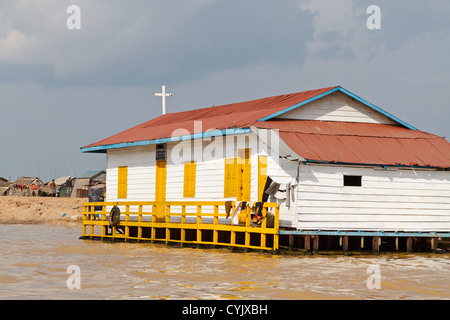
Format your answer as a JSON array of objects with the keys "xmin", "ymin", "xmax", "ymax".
[
  {"xmin": 104, "ymin": 133, "xmax": 301, "ymax": 227},
  {"xmin": 104, "ymin": 133, "xmax": 450, "ymax": 233},
  {"xmin": 297, "ymin": 164, "xmax": 450, "ymax": 232}
]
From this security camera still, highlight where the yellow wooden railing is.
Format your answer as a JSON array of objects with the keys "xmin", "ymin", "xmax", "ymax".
[{"xmin": 82, "ymin": 201, "xmax": 279, "ymax": 251}]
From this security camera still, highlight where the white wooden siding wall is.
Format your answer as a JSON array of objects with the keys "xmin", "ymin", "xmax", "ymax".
[
  {"xmin": 105, "ymin": 136, "xmax": 450, "ymax": 232},
  {"xmin": 106, "ymin": 133, "xmax": 271, "ymax": 219},
  {"xmin": 166, "ymin": 133, "xmax": 260, "ymax": 202},
  {"xmin": 297, "ymin": 165, "xmax": 450, "ymax": 232},
  {"xmin": 166, "ymin": 139, "xmax": 225, "ymax": 202},
  {"xmin": 265, "ymin": 155, "xmax": 299, "ymax": 228},
  {"xmin": 106, "ymin": 145, "xmax": 156, "ymax": 201},
  {"xmin": 276, "ymin": 91, "xmax": 398, "ymax": 125}
]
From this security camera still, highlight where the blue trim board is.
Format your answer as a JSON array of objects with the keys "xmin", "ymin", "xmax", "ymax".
[
  {"xmin": 258, "ymin": 86, "xmax": 417, "ymax": 130},
  {"xmin": 80, "ymin": 128, "xmax": 251, "ymax": 153},
  {"xmin": 279, "ymin": 230, "xmax": 450, "ymax": 238},
  {"xmin": 80, "ymin": 140, "xmax": 151, "ymax": 153},
  {"xmin": 339, "ymin": 87, "xmax": 417, "ymax": 130}
]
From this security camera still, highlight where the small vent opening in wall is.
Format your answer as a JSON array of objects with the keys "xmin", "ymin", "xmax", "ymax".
[{"xmin": 344, "ymin": 175, "xmax": 362, "ymax": 187}]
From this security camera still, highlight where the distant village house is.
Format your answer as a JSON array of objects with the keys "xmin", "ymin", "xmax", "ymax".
[{"xmin": 0, "ymin": 172, "xmax": 105, "ymax": 198}]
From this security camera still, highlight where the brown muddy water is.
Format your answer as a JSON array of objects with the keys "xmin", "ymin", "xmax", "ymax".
[{"xmin": 0, "ymin": 224, "xmax": 449, "ymax": 300}]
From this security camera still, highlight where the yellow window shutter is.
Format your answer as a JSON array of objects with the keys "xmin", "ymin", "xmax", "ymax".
[
  {"xmin": 224, "ymin": 159, "xmax": 230, "ymax": 197},
  {"xmin": 237, "ymin": 149, "xmax": 251, "ymax": 201},
  {"xmin": 230, "ymin": 158, "xmax": 238, "ymax": 196},
  {"xmin": 224, "ymin": 158, "xmax": 237, "ymax": 198},
  {"xmin": 117, "ymin": 166, "xmax": 128, "ymax": 199},
  {"xmin": 242, "ymin": 161, "xmax": 251, "ymax": 200},
  {"xmin": 184, "ymin": 161, "xmax": 196, "ymax": 198},
  {"xmin": 191, "ymin": 162, "xmax": 196, "ymax": 196}
]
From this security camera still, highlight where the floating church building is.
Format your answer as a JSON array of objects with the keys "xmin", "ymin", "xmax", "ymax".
[{"xmin": 80, "ymin": 86, "xmax": 450, "ymax": 253}]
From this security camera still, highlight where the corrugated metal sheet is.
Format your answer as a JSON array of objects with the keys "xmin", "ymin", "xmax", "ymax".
[
  {"xmin": 254, "ymin": 120, "xmax": 450, "ymax": 169},
  {"xmin": 81, "ymin": 85, "xmax": 450, "ymax": 168},
  {"xmin": 82, "ymin": 86, "xmax": 338, "ymax": 149}
]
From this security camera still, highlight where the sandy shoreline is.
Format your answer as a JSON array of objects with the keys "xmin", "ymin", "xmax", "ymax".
[{"xmin": 0, "ymin": 196, "xmax": 86, "ymax": 225}]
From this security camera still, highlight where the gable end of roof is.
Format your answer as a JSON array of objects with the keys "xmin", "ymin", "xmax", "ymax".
[{"xmin": 258, "ymin": 86, "xmax": 417, "ymax": 130}]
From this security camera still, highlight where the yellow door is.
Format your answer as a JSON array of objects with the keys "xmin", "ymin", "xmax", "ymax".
[
  {"xmin": 258, "ymin": 156, "xmax": 268, "ymax": 202},
  {"xmin": 183, "ymin": 161, "xmax": 196, "ymax": 198},
  {"xmin": 155, "ymin": 160, "xmax": 166, "ymax": 202},
  {"xmin": 237, "ymin": 148, "xmax": 251, "ymax": 201}
]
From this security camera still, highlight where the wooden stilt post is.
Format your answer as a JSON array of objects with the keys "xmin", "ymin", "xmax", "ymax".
[
  {"xmin": 304, "ymin": 235, "xmax": 311, "ymax": 251},
  {"xmin": 289, "ymin": 235, "xmax": 294, "ymax": 249},
  {"xmin": 342, "ymin": 236, "xmax": 349, "ymax": 254},
  {"xmin": 431, "ymin": 237, "xmax": 438, "ymax": 252},
  {"xmin": 313, "ymin": 235, "xmax": 319, "ymax": 253},
  {"xmin": 372, "ymin": 236, "xmax": 380, "ymax": 253},
  {"xmin": 406, "ymin": 237, "xmax": 413, "ymax": 252}
]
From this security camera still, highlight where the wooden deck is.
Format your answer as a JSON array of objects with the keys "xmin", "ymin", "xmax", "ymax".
[{"xmin": 81, "ymin": 201, "xmax": 280, "ymax": 251}]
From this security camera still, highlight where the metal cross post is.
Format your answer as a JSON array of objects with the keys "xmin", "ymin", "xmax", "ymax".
[{"xmin": 155, "ymin": 85, "xmax": 173, "ymax": 115}]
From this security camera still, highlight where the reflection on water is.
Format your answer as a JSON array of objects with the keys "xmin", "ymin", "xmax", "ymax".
[{"xmin": 0, "ymin": 224, "xmax": 449, "ymax": 300}]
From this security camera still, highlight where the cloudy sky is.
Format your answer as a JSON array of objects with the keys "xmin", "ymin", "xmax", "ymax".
[{"xmin": 0, "ymin": 0, "xmax": 449, "ymax": 181}]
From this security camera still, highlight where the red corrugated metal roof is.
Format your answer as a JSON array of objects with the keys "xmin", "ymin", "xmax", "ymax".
[
  {"xmin": 82, "ymin": 86, "xmax": 338, "ymax": 149},
  {"xmin": 254, "ymin": 120, "xmax": 450, "ymax": 168},
  {"xmin": 81, "ymin": 85, "xmax": 450, "ymax": 168}
]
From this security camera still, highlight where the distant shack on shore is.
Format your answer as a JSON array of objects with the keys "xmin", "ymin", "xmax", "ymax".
[
  {"xmin": 0, "ymin": 171, "xmax": 105, "ymax": 198},
  {"xmin": 0, "ymin": 177, "xmax": 13, "ymax": 196},
  {"xmin": 5, "ymin": 177, "xmax": 44, "ymax": 197},
  {"xmin": 70, "ymin": 171, "xmax": 106, "ymax": 198}
]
